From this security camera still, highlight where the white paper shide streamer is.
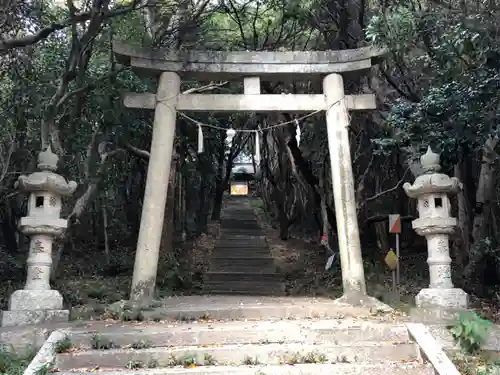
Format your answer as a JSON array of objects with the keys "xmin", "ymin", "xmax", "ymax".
[
  {"xmin": 225, "ymin": 127, "xmax": 236, "ymax": 155},
  {"xmin": 295, "ymin": 119, "xmax": 301, "ymax": 146},
  {"xmin": 197, "ymin": 124, "xmax": 204, "ymax": 153},
  {"xmin": 254, "ymin": 130, "xmax": 261, "ymax": 165}
]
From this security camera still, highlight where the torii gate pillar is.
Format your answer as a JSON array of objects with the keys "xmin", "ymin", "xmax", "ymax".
[
  {"xmin": 130, "ymin": 72, "xmax": 180, "ymax": 301},
  {"xmin": 324, "ymin": 73, "xmax": 366, "ymax": 300}
]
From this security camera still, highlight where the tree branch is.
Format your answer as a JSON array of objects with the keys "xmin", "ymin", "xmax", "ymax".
[
  {"xmin": 0, "ymin": 0, "xmax": 145, "ymax": 52},
  {"xmin": 363, "ymin": 167, "xmax": 411, "ymax": 204}
]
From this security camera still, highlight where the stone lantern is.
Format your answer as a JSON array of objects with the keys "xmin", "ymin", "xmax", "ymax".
[
  {"xmin": 403, "ymin": 147, "xmax": 468, "ymax": 311},
  {"xmin": 1, "ymin": 147, "xmax": 77, "ymax": 327}
]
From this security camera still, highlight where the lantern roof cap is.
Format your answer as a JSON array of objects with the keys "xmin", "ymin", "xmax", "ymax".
[
  {"xmin": 403, "ymin": 147, "xmax": 461, "ymax": 198},
  {"xmin": 15, "ymin": 148, "xmax": 77, "ymax": 196},
  {"xmin": 421, "ymin": 146, "xmax": 441, "ymax": 173}
]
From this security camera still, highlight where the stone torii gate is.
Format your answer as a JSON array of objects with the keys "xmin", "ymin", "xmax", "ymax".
[{"xmin": 113, "ymin": 42, "xmax": 384, "ymax": 306}]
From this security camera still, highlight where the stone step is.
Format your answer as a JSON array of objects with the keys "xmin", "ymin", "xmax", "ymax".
[
  {"xmin": 210, "ymin": 254, "xmax": 272, "ymax": 262},
  {"xmin": 212, "ymin": 256, "xmax": 274, "ymax": 263},
  {"xmin": 56, "ymin": 342, "xmax": 422, "ymax": 370},
  {"xmin": 216, "ymin": 239, "xmax": 268, "ymax": 247},
  {"xmin": 220, "ymin": 227, "xmax": 262, "ymax": 232},
  {"xmin": 214, "ymin": 243, "xmax": 268, "ymax": 249},
  {"xmin": 204, "ymin": 272, "xmax": 282, "ymax": 283},
  {"xmin": 209, "ymin": 265, "xmax": 276, "ymax": 273},
  {"xmin": 220, "ymin": 219, "xmax": 259, "ymax": 225},
  {"xmin": 202, "ymin": 281, "xmax": 283, "ymax": 292},
  {"xmin": 221, "ymin": 214, "xmax": 256, "ymax": 217},
  {"xmin": 201, "ymin": 287, "xmax": 283, "ymax": 295},
  {"xmin": 219, "ymin": 231, "xmax": 264, "ymax": 237},
  {"xmin": 56, "ymin": 363, "xmax": 435, "ymax": 375},
  {"xmin": 135, "ymin": 296, "xmax": 397, "ymax": 321},
  {"xmin": 202, "ymin": 288, "xmax": 284, "ymax": 296},
  {"xmin": 66, "ymin": 320, "xmax": 412, "ymax": 349},
  {"xmin": 221, "ymin": 217, "xmax": 256, "ymax": 221},
  {"xmin": 214, "ymin": 245, "xmax": 269, "ymax": 250},
  {"xmin": 219, "ymin": 234, "xmax": 266, "ymax": 240},
  {"xmin": 220, "ymin": 214, "xmax": 256, "ymax": 218},
  {"xmin": 210, "ymin": 261, "xmax": 277, "ymax": 273},
  {"xmin": 214, "ymin": 245, "xmax": 269, "ymax": 252},
  {"xmin": 221, "ymin": 224, "xmax": 259, "ymax": 227},
  {"xmin": 219, "ymin": 225, "xmax": 261, "ymax": 229},
  {"xmin": 221, "ymin": 215, "xmax": 255, "ymax": 217},
  {"xmin": 211, "ymin": 249, "xmax": 271, "ymax": 257},
  {"xmin": 220, "ymin": 217, "xmax": 258, "ymax": 220}
]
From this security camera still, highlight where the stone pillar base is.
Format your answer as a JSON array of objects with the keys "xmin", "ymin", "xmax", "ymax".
[
  {"xmin": 334, "ymin": 293, "xmax": 393, "ymax": 312},
  {"xmin": 415, "ymin": 288, "xmax": 468, "ymax": 310},
  {"xmin": 8, "ymin": 289, "xmax": 64, "ymax": 310},
  {"xmin": 410, "ymin": 288, "xmax": 468, "ymax": 324},
  {"xmin": 409, "ymin": 306, "xmax": 474, "ymax": 324},
  {"xmin": 1, "ymin": 309, "xmax": 69, "ymax": 327},
  {"xmin": 1, "ymin": 289, "xmax": 68, "ymax": 327}
]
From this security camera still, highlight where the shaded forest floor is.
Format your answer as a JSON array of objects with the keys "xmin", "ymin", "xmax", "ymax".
[{"xmin": 0, "ymin": 227, "xmax": 219, "ymax": 320}]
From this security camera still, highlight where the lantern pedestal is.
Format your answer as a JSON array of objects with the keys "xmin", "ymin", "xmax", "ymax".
[
  {"xmin": 1, "ymin": 148, "xmax": 76, "ymax": 327},
  {"xmin": 411, "ymin": 287, "xmax": 469, "ymax": 324},
  {"xmin": 415, "ymin": 288, "xmax": 468, "ymax": 310},
  {"xmin": 1, "ymin": 290, "xmax": 68, "ymax": 327}
]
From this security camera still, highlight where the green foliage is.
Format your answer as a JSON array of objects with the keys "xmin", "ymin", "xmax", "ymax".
[
  {"xmin": 366, "ymin": 6, "xmax": 417, "ymax": 53},
  {"xmin": 243, "ymin": 355, "xmax": 260, "ymax": 365},
  {"xmin": 131, "ymin": 340, "xmax": 152, "ymax": 349},
  {"xmin": 0, "ymin": 345, "xmax": 37, "ymax": 375},
  {"xmin": 90, "ymin": 334, "xmax": 117, "ymax": 350},
  {"xmin": 54, "ymin": 336, "xmax": 73, "ymax": 353},
  {"xmin": 125, "ymin": 360, "xmax": 144, "ymax": 369},
  {"xmin": 367, "ymin": 4, "xmax": 500, "ymax": 165},
  {"xmin": 182, "ymin": 356, "xmax": 197, "ymax": 366},
  {"xmin": 449, "ymin": 312, "xmax": 493, "ymax": 354},
  {"xmin": 477, "ymin": 363, "xmax": 500, "ymax": 375}
]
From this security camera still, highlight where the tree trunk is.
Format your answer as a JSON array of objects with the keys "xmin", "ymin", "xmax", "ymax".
[
  {"xmin": 453, "ymin": 162, "xmax": 469, "ymax": 277},
  {"xmin": 196, "ymin": 165, "xmax": 208, "ymax": 233},
  {"xmin": 271, "ymin": 187, "xmax": 290, "ymax": 240},
  {"xmin": 101, "ymin": 194, "xmax": 111, "ymax": 265},
  {"xmin": 471, "ymin": 138, "xmax": 498, "ymax": 244},
  {"xmin": 211, "ymin": 184, "xmax": 225, "ymax": 221},
  {"xmin": 463, "ymin": 138, "xmax": 499, "ymax": 289}
]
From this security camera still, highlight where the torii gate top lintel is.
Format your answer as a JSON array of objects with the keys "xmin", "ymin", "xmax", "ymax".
[{"xmin": 113, "ymin": 41, "xmax": 385, "ymax": 80}]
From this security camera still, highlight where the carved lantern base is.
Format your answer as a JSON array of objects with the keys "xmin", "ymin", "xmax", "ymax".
[
  {"xmin": 1, "ymin": 290, "xmax": 68, "ymax": 327},
  {"xmin": 410, "ymin": 288, "xmax": 469, "ymax": 324},
  {"xmin": 416, "ymin": 287, "xmax": 468, "ymax": 310}
]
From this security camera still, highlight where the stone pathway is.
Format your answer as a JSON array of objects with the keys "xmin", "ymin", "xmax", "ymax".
[
  {"xmin": 38, "ymin": 298, "xmax": 435, "ymax": 374},
  {"xmin": 4, "ymin": 295, "xmax": 466, "ymax": 374},
  {"xmin": 0, "ymin": 295, "xmax": 399, "ymax": 351},
  {"xmin": 203, "ymin": 197, "xmax": 284, "ymax": 295},
  {"xmin": 55, "ymin": 318, "xmax": 434, "ymax": 375}
]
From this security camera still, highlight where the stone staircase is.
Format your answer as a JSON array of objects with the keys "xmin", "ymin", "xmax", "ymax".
[
  {"xmin": 203, "ymin": 197, "xmax": 284, "ymax": 295},
  {"xmin": 55, "ymin": 317, "xmax": 436, "ymax": 375}
]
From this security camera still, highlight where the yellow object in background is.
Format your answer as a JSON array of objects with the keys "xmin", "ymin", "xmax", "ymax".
[
  {"xmin": 384, "ymin": 250, "xmax": 399, "ymax": 270},
  {"xmin": 230, "ymin": 182, "xmax": 248, "ymax": 196}
]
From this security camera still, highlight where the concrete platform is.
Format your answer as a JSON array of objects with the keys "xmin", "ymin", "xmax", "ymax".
[
  {"xmin": 139, "ymin": 295, "xmax": 394, "ymax": 321},
  {"xmin": 65, "ymin": 318, "xmax": 412, "ymax": 349}
]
